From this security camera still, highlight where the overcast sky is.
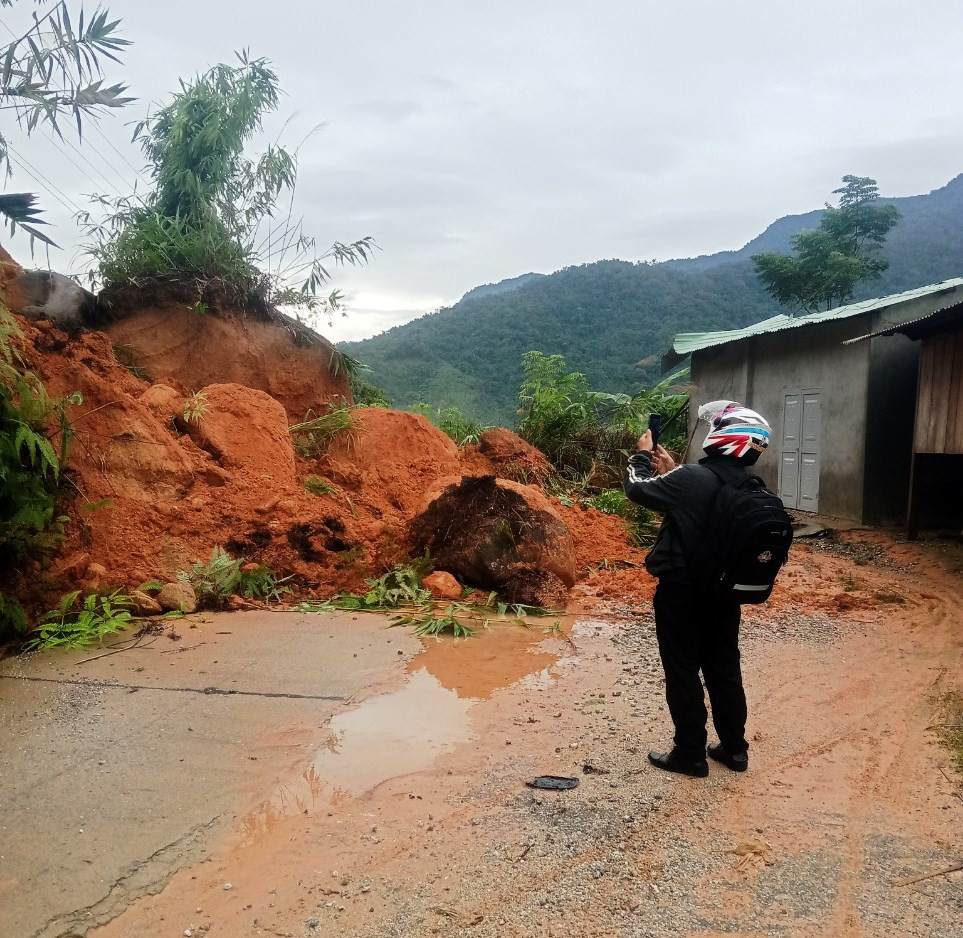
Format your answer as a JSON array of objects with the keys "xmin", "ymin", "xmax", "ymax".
[{"xmin": 5, "ymin": 0, "xmax": 963, "ymax": 340}]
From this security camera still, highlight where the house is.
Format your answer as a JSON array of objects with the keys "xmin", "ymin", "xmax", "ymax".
[
  {"xmin": 663, "ymin": 278, "xmax": 963, "ymax": 525},
  {"xmin": 844, "ymin": 300, "xmax": 963, "ymax": 537}
]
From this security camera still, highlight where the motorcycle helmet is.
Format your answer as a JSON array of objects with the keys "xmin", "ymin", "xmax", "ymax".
[{"xmin": 698, "ymin": 400, "xmax": 770, "ymax": 464}]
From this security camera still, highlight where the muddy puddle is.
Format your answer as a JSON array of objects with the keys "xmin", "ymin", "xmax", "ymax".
[{"xmin": 239, "ymin": 617, "xmax": 591, "ymax": 842}]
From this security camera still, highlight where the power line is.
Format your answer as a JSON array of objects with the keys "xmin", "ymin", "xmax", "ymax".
[
  {"xmin": 90, "ymin": 121, "xmax": 150, "ymax": 186},
  {"xmin": 5, "ymin": 144, "xmax": 85, "ymax": 217},
  {"xmin": 43, "ymin": 131, "xmax": 128, "ymax": 198}
]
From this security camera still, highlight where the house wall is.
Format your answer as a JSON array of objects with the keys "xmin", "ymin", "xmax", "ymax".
[
  {"xmin": 689, "ymin": 316, "xmax": 873, "ymax": 521},
  {"xmin": 914, "ymin": 325, "xmax": 963, "ymax": 454},
  {"xmin": 684, "ymin": 285, "xmax": 963, "ymax": 524}
]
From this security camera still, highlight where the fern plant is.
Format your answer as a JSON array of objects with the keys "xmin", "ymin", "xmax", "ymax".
[
  {"xmin": 24, "ymin": 590, "xmax": 133, "ymax": 650},
  {"xmin": 179, "ymin": 547, "xmax": 290, "ymax": 606},
  {"xmin": 0, "ymin": 305, "xmax": 79, "ymax": 564}
]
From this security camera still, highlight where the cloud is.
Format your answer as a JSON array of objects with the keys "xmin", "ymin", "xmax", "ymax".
[{"xmin": 5, "ymin": 0, "xmax": 962, "ymax": 342}]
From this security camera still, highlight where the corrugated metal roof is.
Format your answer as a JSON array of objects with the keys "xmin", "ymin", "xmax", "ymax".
[
  {"xmin": 664, "ymin": 277, "xmax": 963, "ymax": 368},
  {"xmin": 843, "ymin": 298, "xmax": 963, "ymax": 343}
]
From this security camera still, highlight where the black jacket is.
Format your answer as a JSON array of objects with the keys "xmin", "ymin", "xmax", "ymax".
[{"xmin": 623, "ymin": 451, "xmax": 748, "ymax": 583}]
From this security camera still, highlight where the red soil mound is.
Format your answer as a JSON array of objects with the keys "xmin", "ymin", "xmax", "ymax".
[
  {"xmin": 102, "ymin": 303, "xmax": 350, "ymax": 419},
  {"xmin": 2, "ymin": 309, "xmax": 651, "ymax": 619}
]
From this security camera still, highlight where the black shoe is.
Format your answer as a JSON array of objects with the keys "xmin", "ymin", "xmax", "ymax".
[
  {"xmin": 648, "ymin": 750, "xmax": 709, "ymax": 778},
  {"xmin": 707, "ymin": 743, "xmax": 748, "ymax": 772}
]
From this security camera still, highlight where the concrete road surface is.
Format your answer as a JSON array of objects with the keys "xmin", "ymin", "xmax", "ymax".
[{"xmin": 0, "ymin": 610, "xmax": 416, "ymax": 938}]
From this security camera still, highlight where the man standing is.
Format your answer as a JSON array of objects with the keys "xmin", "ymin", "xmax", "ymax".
[{"xmin": 623, "ymin": 401, "xmax": 772, "ymax": 778}]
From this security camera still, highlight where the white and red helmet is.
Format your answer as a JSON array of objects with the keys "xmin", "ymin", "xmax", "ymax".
[{"xmin": 698, "ymin": 400, "xmax": 770, "ymax": 464}]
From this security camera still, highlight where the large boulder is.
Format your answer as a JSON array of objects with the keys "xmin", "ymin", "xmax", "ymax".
[
  {"xmin": 184, "ymin": 383, "xmax": 296, "ymax": 486},
  {"xmin": 408, "ymin": 475, "xmax": 576, "ymax": 608},
  {"xmin": 33, "ymin": 330, "xmax": 196, "ymax": 503},
  {"xmin": 4, "ymin": 269, "xmax": 97, "ymax": 331}
]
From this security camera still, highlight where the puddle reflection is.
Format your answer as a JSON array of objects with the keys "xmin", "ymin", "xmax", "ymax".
[
  {"xmin": 240, "ymin": 669, "xmax": 471, "ymax": 840},
  {"xmin": 239, "ymin": 619, "xmax": 584, "ymax": 843}
]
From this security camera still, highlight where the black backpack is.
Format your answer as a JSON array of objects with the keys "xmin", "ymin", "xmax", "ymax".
[{"xmin": 693, "ymin": 467, "xmax": 793, "ymax": 604}]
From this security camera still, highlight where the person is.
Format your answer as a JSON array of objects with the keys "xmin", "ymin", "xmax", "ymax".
[{"xmin": 623, "ymin": 401, "xmax": 772, "ymax": 778}]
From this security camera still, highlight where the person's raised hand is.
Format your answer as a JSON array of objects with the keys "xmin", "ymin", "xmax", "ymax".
[
  {"xmin": 653, "ymin": 444, "xmax": 676, "ymax": 475},
  {"xmin": 636, "ymin": 429, "xmax": 654, "ymax": 452}
]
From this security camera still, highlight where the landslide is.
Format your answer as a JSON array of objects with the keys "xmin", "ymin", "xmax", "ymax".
[{"xmin": 1, "ymin": 298, "xmax": 649, "ymax": 620}]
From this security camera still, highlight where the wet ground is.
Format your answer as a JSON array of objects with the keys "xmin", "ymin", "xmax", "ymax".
[{"xmin": 2, "ymin": 532, "xmax": 963, "ymax": 938}]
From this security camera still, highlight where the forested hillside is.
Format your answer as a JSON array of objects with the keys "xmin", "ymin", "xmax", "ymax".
[{"xmin": 342, "ymin": 174, "xmax": 963, "ymax": 426}]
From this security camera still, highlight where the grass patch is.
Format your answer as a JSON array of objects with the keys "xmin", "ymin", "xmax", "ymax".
[
  {"xmin": 304, "ymin": 475, "xmax": 339, "ymax": 497},
  {"xmin": 290, "ymin": 403, "xmax": 354, "ymax": 458},
  {"xmin": 935, "ymin": 691, "xmax": 963, "ymax": 774}
]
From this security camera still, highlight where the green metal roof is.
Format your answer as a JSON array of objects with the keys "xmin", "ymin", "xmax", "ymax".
[{"xmin": 664, "ymin": 277, "xmax": 963, "ymax": 369}]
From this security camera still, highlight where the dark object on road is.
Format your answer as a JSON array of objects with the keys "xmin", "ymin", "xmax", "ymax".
[
  {"xmin": 707, "ymin": 743, "xmax": 748, "ymax": 772},
  {"xmin": 581, "ymin": 762, "xmax": 610, "ymax": 775},
  {"xmin": 526, "ymin": 775, "xmax": 579, "ymax": 790},
  {"xmin": 648, "ymin": 750, "xmax": 709, "ymax": 778}
]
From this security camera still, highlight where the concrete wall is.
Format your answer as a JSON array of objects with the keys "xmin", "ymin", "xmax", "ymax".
[
  {"xmin": 686, "ymin": 342, "xmax": 750, "ymax": 446},
  {"xmin": 689, "ymin": 317, "xmax": 873, "ymax": 520}
]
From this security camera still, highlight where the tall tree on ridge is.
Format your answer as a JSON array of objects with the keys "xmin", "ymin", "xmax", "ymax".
[{"xmin": 752, "ymin": 175, "xmax": 901, "ymax": 314}]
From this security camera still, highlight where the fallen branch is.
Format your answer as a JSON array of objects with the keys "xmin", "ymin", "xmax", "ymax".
[
  {"xmin": 75, "ymin": 634, "xmax": 156, "ymax": 664},
  {"xmin": 72, "ymin": 400, "xmax": 125, "ymax": 424},
  {"xmin": 892, "ymin": 862, "xmax": 963, "ymax": 887},
  {"xmin": 515, "ymin": 843, "xmax": 533, "ymax": 863}
]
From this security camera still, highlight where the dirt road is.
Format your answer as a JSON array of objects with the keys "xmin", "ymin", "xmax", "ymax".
[{"xmin": 3, "ymin": 532, "xmax": 962, "ymax": 937}]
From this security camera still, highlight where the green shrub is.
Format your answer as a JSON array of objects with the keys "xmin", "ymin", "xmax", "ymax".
[
  {"xmin": 583, "ymin": 487, "xmax": 659, "ymax": 547},
  {"xmin": 411, "ymin": 402, "xmax": 489, "ymax": 447},
  {"xmin": 515, "ymin": 350, "xmax": 688, "ymax": 481},
  {"xmin": 1, "ymin": 305, "xmax": 81, "ymax": 577},
  {"xmin": 0, "ymin": 593, "xmax": 28, "ymax": 637},
  {"xmin": 80, "ymin": 54, "xmax": 373, "ymax": 315},
  {"xmin": 351, "ymin": 376, "xmax": 392, "ymax": 408},
  {"xmin": 24, "ymin": 590, "xmax": 133, "ymax": 651}
]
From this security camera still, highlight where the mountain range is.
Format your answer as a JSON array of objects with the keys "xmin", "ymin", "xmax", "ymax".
[{"xmin": 341, "ymin": 174, "xmax": 963, "ymax": 426}]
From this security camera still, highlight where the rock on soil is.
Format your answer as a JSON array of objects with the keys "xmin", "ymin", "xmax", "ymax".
[
  {"xmin": 0, "ymin": 303, "xmax": 651, "ymax": 616},
  {"xmin": 156, "ymin": 582, "xmax": 197, "ymax": 613},
  {"xmin": 4, "ymin": 268, "xmax": 97, "ymax": 331},
  {"xmin": 473, "ymin": 428, "xmax": 552, "ymax": 484},
  {"xmin": 319, "ymin": 408, "xmax": 462, "ymax": 519},
  {"xmin": 421, "ymin": 571, "xmax": 463, "ymax": 600},
  {"xmin": 127, "ymin": 590, "xmax": 162, "ymax": 616},
  {"xmin": 409, "ymin": 475, "xmax": 576, "ymax": 606},
  {"xmin": 184, "ymin": 383, "xmax": 296, "ymax": 487}
]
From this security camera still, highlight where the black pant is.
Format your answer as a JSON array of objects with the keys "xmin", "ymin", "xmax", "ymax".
[{"xmin": 652, "ymin": 581, "xmax": 748, "ymax": 761}]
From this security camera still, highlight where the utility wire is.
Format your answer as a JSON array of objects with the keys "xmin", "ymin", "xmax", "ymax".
[
  {"xmin": 6, "ymin": 144, "xmax": 85, "ymax": 217},
  {"xmin": 43, "ymin": 131, "xmax": 127, "ymax": 198},
  {"xmin": 90, "ymin": 121, "xmax": 150, "ymax": 186}
]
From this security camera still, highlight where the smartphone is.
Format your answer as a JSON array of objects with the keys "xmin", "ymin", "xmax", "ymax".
[{"xmin": 648, "ymin": 413, "xmax": 661, "ymax": 449}]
